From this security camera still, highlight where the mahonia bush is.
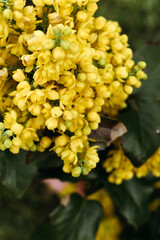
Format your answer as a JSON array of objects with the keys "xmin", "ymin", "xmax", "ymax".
[{"xmin": 0, "ymin": 0, "xmax": 147, "ymax": 177}]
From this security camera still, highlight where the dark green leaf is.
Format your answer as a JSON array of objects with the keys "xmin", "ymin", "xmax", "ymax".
[
  {"xmin": 119, "ymin": 45, "xmax": 160, "ymax": 166},
  {"xmin": 0, "ymin": 150, "xmax": 37, "ymax": 198},
  {"xmin": 30, "ymin": 194, "xmax": 103, "ymax": 240},
  {"xmin": 104, "ymin": 178, "xmax": 153, "ymax": 228}
]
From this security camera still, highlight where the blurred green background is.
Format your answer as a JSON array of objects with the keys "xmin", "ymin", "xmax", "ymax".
[{"xmin": 97, "ymin": 0, "xmax": 160, "ymax": 49}]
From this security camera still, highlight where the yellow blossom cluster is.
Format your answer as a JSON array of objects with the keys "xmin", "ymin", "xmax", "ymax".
[
  {"xmin": 103, "ymin": 142, "xmax": 160, "ymax": 185},
  {"xmin": 88, "ymin": 189, "xmax": 122, "ymax": 240},
  {"xmin": 0, "ymin": 0, "xmax": 147, "ymax": 177}
]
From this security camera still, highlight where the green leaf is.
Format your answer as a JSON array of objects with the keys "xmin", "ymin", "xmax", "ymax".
[
  {"xmin": 119, "ymin": 45, "xmax": 160, "ymax": 166},
  {"xmin": 104, "ymin": 178, "xmax": 153, "ymax": 228},
  {"xmin": 30, "ymin": 194, "xmax": 103, "ymax": 240},
  {"xmin": 0, "ymin": 150, "xmax": 37, "ymax": 198}
]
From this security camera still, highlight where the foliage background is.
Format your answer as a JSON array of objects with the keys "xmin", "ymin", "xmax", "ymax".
[{"xmin": 1, "ymin": 0, "xmax": 160, "ymax": 239}]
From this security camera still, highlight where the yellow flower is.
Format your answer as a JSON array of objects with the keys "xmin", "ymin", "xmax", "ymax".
[{"xmin": 13, "ymin": 69, "xmax": 26, "ymax": 82}]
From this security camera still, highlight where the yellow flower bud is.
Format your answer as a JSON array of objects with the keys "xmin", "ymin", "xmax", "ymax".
[
  {"xmin": 13, "ymin": 11, "xmax": 23, "ymax": 20},
  {"xmin": 17, "ymin": 81, "xmax": 30, "ymax": 92},
  {"xmin": 90, "ymin": 122, "xmax": 99, "ymax": 130},
  {"xmin": 40, "ymin": 136, "xmax": 52, "ymax": 148},
  {"xmin": 87, "ymin": 111, "xmax": 100, "ymax": 122},
  {"xmin": 30, "ymin": 144, "xmax": 37, "ymax": 152},
  {"xmin": 13, "ymin": 69, "xmax": 26, "ymax": 82},
  {"xmin": 134, "ymin": 81, "xmax": 142, "ymax": 88},
  {"xmin": 63, "ymin": 164, "xmax": 72, "ymax": 173},
  {"xmin": 70, "ymin": 110, "xmax": 78, "ymax": 119},
  {"xmin": 47, "ymin": 90, "xmax": 59, "ymax": 100},
  {"xmin": 126, "ymin": 76, "xmax": 137, "ymax": 85},
  {"xmin": 43, "ymin": 39, "xmax": 54, "ymax": 50},
  {"xmin": 136, "ymin": 70, "xmax": 147, "ymax": 80},
  {"xmin": 78, "ymin": 29, "xmax": 89, "ymax": 39},
  {"xmin": 55, "ymin": 135, "xmax": 69, "ymax": 147},
  {"xmin": 75, "ymin": 129, "xmax": 82, "ymax": 137},
  {"xmin": 87, "ymin": 3, "xmax": 98, "ymax": 13},
  {"xmin": 116, "ymin": 67, "xmax": 128, "ymax": 79},
  {"xmin": 51, "ymin": 107, "xmax": 63, "ymax": 118},
  {"xmin": 10, "ymin": 145, "xmax": 20, "ymax": 154},
  {"xmin": 83, "ymin": 126, "xmax": 91, "ymax": 135},
  {"xmin": 53, "ymin": 47, "xmax": 65, "ymax": 61},
  {"xmin": 31, "ymin": 105, "xmax": 42, "ymax": 116},
  {"xmin": 12, "ymin": 137, "xmax": 22, "ymax": 147},
  {"xmin": 3, "ymin": 9, "xmax": 13, "ymax": 20},
  {"xmin": 94, "ymin": 17, "xmax": 106, "ymax": 30},
  {"xmin": 125, "ymin": 59, "xmax": 135, "ymax": 69},
  {"xmin": 63, "ymin": 110, "xmax": 73, "ymax": 121},
  {"xmin": 11, "ymin": 122, "xmax": 23, "ymax": 135},
  {"xmin": 87, "ymin": 160, "xmax": 96, "ymax": 169},
  {"xmin": 111, "ymin": 40, "xmax": 123, "ymax": 51},
  {"xmin": 76, "ymin": 11, "xmax": 88, "ymax": 21},
  {"xmin": 124, "ymin": 85, "xmax": 133, "ymax": 95},
  {"xmin": 44, "ymin": 0, "xmax": 54, "ymax": 5},
  {"xmin": 45, "ymin": 117, "xmax": 58, "ymax": 130},
  {"xmin": 48, "ymin": 12, "xmax": 62, "ymax": 25},
  {"xmin": 72, "ymin": 166, "xmax": 82, "ymax": 177},
  {"xmin": 111, "ymin": 81, "xmax": 121, "ymax": 88},
  {"xmin": 0, "ymin": 143, "xmax": 6, "ymax": 151},
  {"xmin": 32, "ymin": 0, "xmax": 44, "ymax": 7},
  {"xmin": 4, "ymin": 139, "xmax": 12, "ymax": 149}
]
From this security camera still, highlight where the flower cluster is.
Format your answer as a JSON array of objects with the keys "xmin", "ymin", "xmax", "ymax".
[
  {"xmin": 88, "ymin": 189, "xmax": 122, "ymax": 240},
  {"xmin": 103, "ymin": 142, "xmax": 160, "ymax": 184},
  {"xmin": 0, "ymin": 0, "xmax": 146, "ymax": 177}
]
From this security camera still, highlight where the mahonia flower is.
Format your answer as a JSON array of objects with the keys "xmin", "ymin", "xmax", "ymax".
[
  {"xmin": 0, "ymin": 0, "xmax": 147, "ymax": 177},
  {"xmin": 103, "ymin": 141, "xmax": 160, "ymax": 185},
  {"xmin": 88, "ymin": 189, "xmax": 122, "ymax": 240}
]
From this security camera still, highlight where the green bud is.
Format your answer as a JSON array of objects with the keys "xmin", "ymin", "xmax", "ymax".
[
  {"xmin": 0, "ymin": 122, "xmax": 4, "ymax": 130},
  {"xmin": 60, "ymin": 40, "xmax": 70, "ymax": 50},
  {"xmin": 3, "ymin": 8, "xmax": 13, "ymax": 20},
  {"xmin": 82, "ymin": 167, "xmax": 89, "ymax": 176},
  {"xmin": 62, "ymin": 26, "xmax": 72, "ymax": 36},
  {"xmin": 77, "ymin": 73, "xmax": 86, "ymax": 82},
  {"xmin": 4, "ymin": 130, "xmax": 13, "ymax": 137},
  {"xmin": 138, "ymin": 61, "xmax": 147, "ymax": 69},
  {"xmin": 4, "ymin": 139, "xmax": 12, "ymax": 148},
  {"xmin": 53, "ymin": 27, "xmax": 60, "ymax": 36},
  {"xmin": 30, "ymin": 144, "xmax": 36, "ymax": 152},
  {"xmin": 65, "ymin": 121, "xmax": 72, "ymax": 128},
  {"xmin": 72, "ymin": 166, "xmax": 82, "ymax": 177},
  {"xmin": 98, "ymin": 58, "xmax": 106, "ymax": 67}
]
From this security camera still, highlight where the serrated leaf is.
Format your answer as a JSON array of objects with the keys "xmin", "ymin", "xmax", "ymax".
[
  {"xmin": 0, "ymin": 150, "xmax": 37, "ymax": 198},
  {"xmin": 119, "ymin": 45, "xmax": 160, "ymax": 166},
  {"xmin": 104, "ymin": 178, "xmax": 153, "ymax": 228},
  {"xmin": 30, "ymin": 194, "xmax": 103, "ymax": 240}
]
